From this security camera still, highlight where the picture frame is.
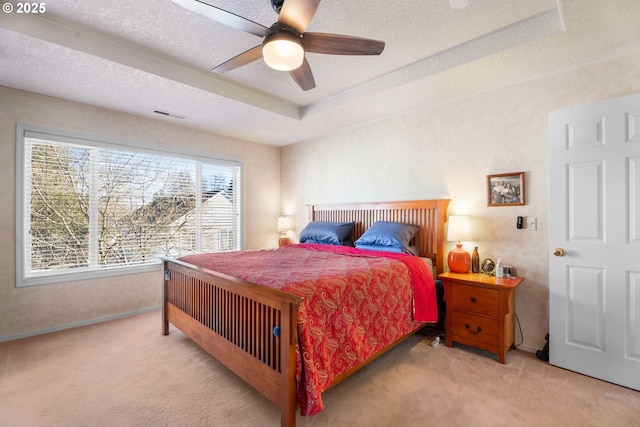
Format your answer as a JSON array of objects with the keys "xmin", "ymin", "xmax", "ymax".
[{"xmin": 487, "ymin": 172, "xmax": 525, "ymax": 206}]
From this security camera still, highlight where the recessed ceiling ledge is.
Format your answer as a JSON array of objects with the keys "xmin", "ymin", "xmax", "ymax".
[
  {"xmin": 301, "ymin": 7, "xmax": 564, "ymax": 119},
  {"xmin": 0, "ymin": 12, "xmax": 302, "ymax": 120}
]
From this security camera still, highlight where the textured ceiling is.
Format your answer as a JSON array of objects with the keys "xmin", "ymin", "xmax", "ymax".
[{"xmin": 1, "ymin": 0, "xmax": 640, "ymax": 145}]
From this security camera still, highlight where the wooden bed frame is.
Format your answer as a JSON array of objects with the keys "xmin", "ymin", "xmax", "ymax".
[{"xmin": 162, "ymin": 199, "xmax": 449, "ymax": 427}]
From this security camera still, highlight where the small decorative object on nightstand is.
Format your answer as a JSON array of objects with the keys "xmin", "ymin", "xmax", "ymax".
[
  {"xmin": 277, "ymin": 215, "xmax": 293, "ymax": 247},
  {"xmin": 471, "ymin": 246, "xmax": 480, "ymax": 273},
  {"xmin": 438, "ymin": 272, "xmax": 523, "ymax": 364},
  {"xmin": 446, "ymin": 215, "xmax": 471, "ymax": 273}
]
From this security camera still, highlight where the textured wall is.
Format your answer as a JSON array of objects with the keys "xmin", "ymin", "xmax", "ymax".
[
  {"xmin": 0, "ymin": 87, "xmax": 280, "ymax": 339},
  {"xmin": 4, "ymin": 49, "xmax": 640, "ymax": 346},
  {"xmin": 281, "ymin": 51, "xmax": 640, "ymax": 353}
]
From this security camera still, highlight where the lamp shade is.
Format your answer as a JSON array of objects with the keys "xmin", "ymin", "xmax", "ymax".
[
  {"xmin": 447, "ymin": 215, "xmax": 471, "ymax": 273},
  {"xmin": 447, "ymin": 215, "xmax": 471, "ymax": 242},
  {"xmin": 277, "ymin": 215, "xmax": 293, "ymax": 232}
]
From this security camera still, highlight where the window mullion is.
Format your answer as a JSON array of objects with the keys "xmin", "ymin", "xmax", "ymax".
[
  {"xmin": 89, "ymin": 147, "xmax": 99, "ymax": 268},
  {"xmin": 23, "ymin": 140, "xmax": 33, "ymax": 275},
  {"xmin": 195, "ymin": 162, "xmax": 202, "ymax": 253},
  {"xmin": 234, "ymin": 166, "xmax": 242, "ymax": 250}
]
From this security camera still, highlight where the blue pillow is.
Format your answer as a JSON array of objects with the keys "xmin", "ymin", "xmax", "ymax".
[
  {"xmin": 356, "ymin": 244, "xmax": 418, "ymax": 256},
  {"xmin": 354, "ymin": 244, "xmax": 404, "ymax": 254},
  {"xmin": 354, "ymin": 221, "xmax": 419, "ymax": 254},
  {"xmin": 299, "ymin": 221, "xmax": 355, "ymax": 246}
]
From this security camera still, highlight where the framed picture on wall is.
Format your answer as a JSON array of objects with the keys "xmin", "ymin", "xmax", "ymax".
[{"xmin": 487, "ymin": 172, "xmax": 525, "ymax": 206}]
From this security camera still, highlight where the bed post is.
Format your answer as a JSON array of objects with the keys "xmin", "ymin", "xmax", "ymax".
[
  {"xmin": 162, "ymin": 259, "xmax": 169, "ymax": 336},
  {"xmin": 280, "ymin": 299, "xmax": 299, "ymax": 427},
  {"xmin": 435, "ymin": 199, "xmax": 450, "ymax": 275}
]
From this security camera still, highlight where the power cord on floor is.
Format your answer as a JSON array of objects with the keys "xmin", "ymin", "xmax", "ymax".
[{"xmin": 514, "ymin": 312, "xmax": 524, "ymax": 347}]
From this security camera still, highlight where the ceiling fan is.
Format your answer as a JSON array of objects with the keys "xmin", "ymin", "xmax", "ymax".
[{"xmin": 172, "ymin": 0, "xmax": 385, "ymax": 91}]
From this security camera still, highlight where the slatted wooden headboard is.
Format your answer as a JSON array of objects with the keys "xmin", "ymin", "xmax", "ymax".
[{"xmin": 309, "ymin": 199, "xmax": 450, "ymax": 275}]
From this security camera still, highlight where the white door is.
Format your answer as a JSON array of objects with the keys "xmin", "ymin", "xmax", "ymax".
[{"xmin": 549, "ymin": 92, "xmax": 640, "ymax": 391}]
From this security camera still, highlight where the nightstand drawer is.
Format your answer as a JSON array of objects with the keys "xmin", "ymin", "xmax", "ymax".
[
  {"xmin": 448, "ymin": 284, "xmax": 499, "ymax": 317},
  {"xmin": 449, "ymin": 311, "xmax": 499, "ymax": 349}
]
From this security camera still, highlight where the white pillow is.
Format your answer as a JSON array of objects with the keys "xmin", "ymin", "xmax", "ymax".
[{"xmin": 420, "ymin": 257, "xmax": 436, "ymax": 279}]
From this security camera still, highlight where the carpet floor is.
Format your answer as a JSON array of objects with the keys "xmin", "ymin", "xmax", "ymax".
[{"xmin": 0, "ymin": 311, "xmax": 638, "ymax": 427}]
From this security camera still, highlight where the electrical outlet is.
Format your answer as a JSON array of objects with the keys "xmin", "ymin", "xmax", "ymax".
[{"xmin": 527, "ymin": 217, "xmax": 537, "ymax": 231}]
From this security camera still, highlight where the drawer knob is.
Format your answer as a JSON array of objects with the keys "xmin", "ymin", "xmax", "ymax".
[
  {"xmin": 465, "ymin": 323, "xmax": 482, "ymax": 334},
  {"xmin": 470, "ymin": 297, "xmax": 476, "ymax": 303}
]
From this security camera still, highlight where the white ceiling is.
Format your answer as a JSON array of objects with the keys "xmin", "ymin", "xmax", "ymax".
[{"xmin": 1, "ymin": 0, "xmax": 640, "ymax": 146}]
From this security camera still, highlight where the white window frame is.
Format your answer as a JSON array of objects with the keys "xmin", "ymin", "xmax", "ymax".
[{"xmin": 16, "ymin": 124, "xmax": 244, "ymax": 287}]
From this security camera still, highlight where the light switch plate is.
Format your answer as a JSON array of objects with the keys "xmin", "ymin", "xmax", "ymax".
[{"xmin": 527, "ymin": 217, "xmax": 537, "ymax": 231}]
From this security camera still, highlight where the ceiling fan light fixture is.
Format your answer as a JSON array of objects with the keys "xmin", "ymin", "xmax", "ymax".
[{"xmin": 262, "ymin": 31, "xmax": 304, "ymax": 71}]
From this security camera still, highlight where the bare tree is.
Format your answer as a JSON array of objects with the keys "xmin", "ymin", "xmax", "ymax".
[
  {"xmin": 30, "ymin": 144, "xmax": 90, "ymax": 270},
  {"xmin": 29, "ymin": 144, "xmax": 229, "ymax": 270}
]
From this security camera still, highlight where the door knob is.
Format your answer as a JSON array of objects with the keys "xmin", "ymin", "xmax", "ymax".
[{"xmin": 553, "ymin": 248, "xmax": 565, "ymax": 257}]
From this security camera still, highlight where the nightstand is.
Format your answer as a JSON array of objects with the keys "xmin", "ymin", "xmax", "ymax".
[{"xmin": 438, "ymin": 272, "xmax": 523, "ymax": 364}]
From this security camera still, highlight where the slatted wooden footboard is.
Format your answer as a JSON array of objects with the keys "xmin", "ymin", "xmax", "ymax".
[
  {"xmin": 162, "ymin": 258, "xmax": 303, "ymax": 427},
  {"xmin": 162, "ymin": 199, "xmax": 449, "ymax": 427}
]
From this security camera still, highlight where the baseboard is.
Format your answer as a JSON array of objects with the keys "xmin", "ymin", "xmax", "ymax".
[{"xmin": 0, "ymin": 306, "xmax": 161, "ymax": 343}]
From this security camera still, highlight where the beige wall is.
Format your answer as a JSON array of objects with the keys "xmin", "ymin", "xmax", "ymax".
[
  {"xmin": 4, "ymin": 50, "xmax": 640, "ymax": 348},
  {"xmin": 281, "ymin": 51, "xmax": 640, "ymax": 352},
  {"xmin": 0, "ymin": 86, "xmax": 280, "ymax": 339}
]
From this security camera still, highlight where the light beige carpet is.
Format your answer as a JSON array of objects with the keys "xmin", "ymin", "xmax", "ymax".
[{"xmin": 0, "ymin": 311, "xmax": 638, "ymax": 427}]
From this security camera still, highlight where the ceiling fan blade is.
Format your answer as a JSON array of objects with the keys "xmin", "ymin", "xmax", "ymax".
[
  {"xmin": 289, "ymin": 58, "xmax": 316, "ymax": 91},
  {"xmin": 173, "ymin": 0, "xmax": 271, "ymax": 37},
  {"xmin": 211, "ymin": 45, "xmax": 263, "ymax": 73},
  {"xmin": 303, "ymin": 32, "xmax": 385, "ymax": 55},
  {"xmin": 278, "ymin": 0, "xmax": 321, "ymax": 34}
]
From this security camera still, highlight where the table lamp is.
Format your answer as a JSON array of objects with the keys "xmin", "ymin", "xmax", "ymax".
[
  {"xmin": 277, "ymin": 215, "xmax": 293, "ymax": 247},
  {"xmin": 447, "ymin": 215, "xmax": 471, "ymax": 273}
]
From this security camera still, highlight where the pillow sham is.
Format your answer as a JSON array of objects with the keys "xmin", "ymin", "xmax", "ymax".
[
  {"xmin": 354, "ymin": 221, "xmax": 419, "ymax": 255},
  {"xmin": 355, "ymin": 243, "xmax": 419, "ymax": 256},
  {"xmin": 420, "ymin": 256, "xmax": 436, "ymax": 279},
  {"xmin": 299, "ymin": 221, "xmax": 355, "ymax": 246},
  {"xmin": 354, "ymin": 243, "xmax": 404, "ymax": 254}
]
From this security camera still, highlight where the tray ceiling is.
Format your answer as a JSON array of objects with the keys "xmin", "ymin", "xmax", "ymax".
[{"xmin": 1, "ymin": 0, "xmax": 640, "ymax": 145}]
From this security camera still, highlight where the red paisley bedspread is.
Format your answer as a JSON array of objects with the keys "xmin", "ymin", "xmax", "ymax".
[{"xmin": 178, "ymin": 243, "xmax": 436, "ymax": 416}]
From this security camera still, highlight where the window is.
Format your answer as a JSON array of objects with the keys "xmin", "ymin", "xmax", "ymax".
[{"xmin": 16, "ymin": 124, "xmax": 243, "ymax": 287}]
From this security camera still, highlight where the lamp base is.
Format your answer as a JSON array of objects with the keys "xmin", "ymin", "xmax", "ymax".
[
  {"xmin": 278, "ymin": 235, "xmax": 291, "ymax": 247},
  {"xmin": 448, "ymin": 243, "xmax": 470, "ymax": 273}
]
